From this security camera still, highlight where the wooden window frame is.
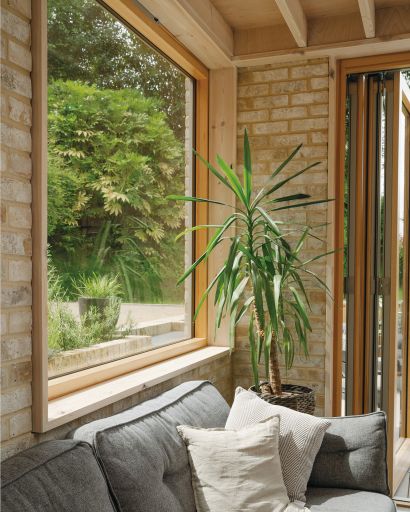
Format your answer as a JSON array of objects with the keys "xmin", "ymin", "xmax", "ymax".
[
  {"xmin": 32, "ymin": 0, "xmax": 210, "ymax": 432},
  {"xmin": 334, "ymin": 51, "xmax": 410, "ymax": 417},
  {"xmin": 334, "ymin": 52, "xmax": 410, "ymax": 494}
]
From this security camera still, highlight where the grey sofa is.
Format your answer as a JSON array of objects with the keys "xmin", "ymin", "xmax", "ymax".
[{"xmin": 1, "ymin": 381, "xmax": 395, "ymax": 512}]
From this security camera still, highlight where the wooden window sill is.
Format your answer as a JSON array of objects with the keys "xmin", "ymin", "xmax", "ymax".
[
  {"xmin": 48, "ymin": 338, "xmax": 208, "ymax": 400},
  {"xmin": 46, "ymin": 345, "xmax": 229, "ymax": 431}
]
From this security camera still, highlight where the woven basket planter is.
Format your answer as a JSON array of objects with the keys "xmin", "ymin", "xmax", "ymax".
[{"xmin": 249, "ymin": 382, "xmax": 315, "ymax": 415}]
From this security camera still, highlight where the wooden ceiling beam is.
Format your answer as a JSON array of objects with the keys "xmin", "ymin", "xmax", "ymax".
[
  {"xmin": 137, "ymin": 0, "xmax": 234, "ymax": 69},
  {"xmin": 275, "ymin": 0, "xmax": 307, "ymax": 47},
  {"xmin": 234, "ymin": 5, "xmax": 410, "ymax": 66},
  {"xmin": 358, "ymin": 0, "xmax": 376, "ymax": 38}
]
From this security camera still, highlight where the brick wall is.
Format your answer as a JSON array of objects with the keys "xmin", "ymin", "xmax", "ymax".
[
  {"xmin": 1, "ymin": 0, "xmax": 34, "ymax": 456},
  {"xmin": 0, "ymin": 2, "xmax": 232, "ymax": 460},
  {"xmin": 234, "ymin": 59, "xmax": 330, "ymax": 415}
]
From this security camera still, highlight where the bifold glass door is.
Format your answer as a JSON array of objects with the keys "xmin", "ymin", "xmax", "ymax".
[{"xmin": 344, "ymin": 70, "xmax": 410, "ymax": 498}]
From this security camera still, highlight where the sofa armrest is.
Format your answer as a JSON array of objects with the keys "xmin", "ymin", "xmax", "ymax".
[{"xmin": 308, "ymin": 412, "xmax": 389, "ymax": 495}]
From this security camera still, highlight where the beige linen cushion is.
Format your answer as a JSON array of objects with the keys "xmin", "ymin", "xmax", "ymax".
[
  {"xmin": 225, "ymin": 388, "xmax": 330, "ymax": 504},
  {"xmin": 177, "ymin": 416, "xmax": 290, "ymax": 512}
]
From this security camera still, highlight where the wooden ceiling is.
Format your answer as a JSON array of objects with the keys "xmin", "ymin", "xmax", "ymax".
[
  {"xmin": 138, "ymin": 0, "xmax": 410, "ymax": 68},
  {"xmin": 212, "ymin": 0, "xmax": 409, "ymax": 27}
]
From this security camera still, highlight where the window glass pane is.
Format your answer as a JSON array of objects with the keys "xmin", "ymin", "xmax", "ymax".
[{"xmin": 47, "ymin": 0, "xmax": 194, "ymax": 378}]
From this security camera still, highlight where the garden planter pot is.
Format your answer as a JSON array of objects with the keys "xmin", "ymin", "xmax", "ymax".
[
  {"xmin": 249, "ymin": 382, "xmax": 315, "ymax": 415},
  {"xmin": 78, "ymin": 297, "xmax": 120, "ymax": 328}
]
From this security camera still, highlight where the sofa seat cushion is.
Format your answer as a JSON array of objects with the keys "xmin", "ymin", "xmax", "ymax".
[
  {"xmin": 306, "ymin": 487, "xmax": 396, "ymax": 512},
  {"xmin": 1, "ymin": 440, "xmax": 116, "ymax": 512},
  {"xmin": 69, "ymin": 380, "xmax": 230, "ymax": 512}
]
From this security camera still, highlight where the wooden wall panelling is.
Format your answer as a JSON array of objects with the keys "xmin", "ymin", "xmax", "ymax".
[{"xmin": 207, "ymin": 67, "xmax": 237, "ymax": 346}]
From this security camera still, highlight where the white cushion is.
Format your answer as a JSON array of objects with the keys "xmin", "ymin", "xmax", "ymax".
[
  {"xmin": 177, "ymin": 416, "xmax": 291, "ymax": 512},
  {"xmin": 225, "ymin": 387, "xmax": 330, "ymax": 503}
]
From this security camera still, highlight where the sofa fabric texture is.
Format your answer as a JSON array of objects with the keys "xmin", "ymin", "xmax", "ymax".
[
  {"xmin": 69, "ymin": 380, "xmax": 230, "ymax": 512},
  {"xmin": 308, "ymin": 412, "xmax": 389, "ymax": 495},
  {"xmin": 0, "ymin": 382, "xmax": 395, "ymax": 512},
  {"xmin": 1, "ymin": 440, "xmax": 116, "ymax": 512},
  {"xmin": 177, "ymin": 416, "xmax": 290, "ymax": 512},
  {"xmin": 306, "ymin": 487, "xmax": 396, "ymax": 512},
  {"xmin": 225, "ymin": 387, "xmax": 331, "ymax": 503}
]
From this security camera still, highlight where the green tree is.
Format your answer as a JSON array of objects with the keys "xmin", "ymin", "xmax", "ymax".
[
  {"xmin": 48, "ymin": 80, "xmax": 186, "ymax": 301},
  {"xmin": 48, "ymin": 0, "xmax": 186, "ymax": 139}
]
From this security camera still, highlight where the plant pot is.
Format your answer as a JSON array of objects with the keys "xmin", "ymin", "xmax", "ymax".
[
  {"xmin": 249, "ymin": 382, "xmax": 315, "ymax": 415},
  {"xmin": 78, "ymin": 297, "xmax": 120, "ymax": 329}
]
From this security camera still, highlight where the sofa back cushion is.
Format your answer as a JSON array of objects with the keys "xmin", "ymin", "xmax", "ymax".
[
  {"xmin": 1, "ymin": 440, "xmax": 117, "ymax": 512},
  {"xmin": 69, "ymin": 380, "xmax": 230, "ymax": 512},
  {"xmin": 309, "ymin": 412, "xmax": 389, "ymax": 495}
]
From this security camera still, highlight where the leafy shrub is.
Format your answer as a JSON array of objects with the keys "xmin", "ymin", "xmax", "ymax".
[
  {"xmin": 48, "ymin": 301, "xmax": 123, "ymax": 352},
  {"xmin": 48, "ymin": 79, "xmax": 186, "ymax": 302}
]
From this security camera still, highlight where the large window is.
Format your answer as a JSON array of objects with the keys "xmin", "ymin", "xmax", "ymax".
[{"xmin": 46, "ymin": 0, "xmax": 197, "ymax": 379}]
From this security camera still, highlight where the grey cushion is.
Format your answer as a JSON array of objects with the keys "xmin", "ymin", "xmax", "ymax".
[
  {"xmin": 306, "ymin": 487, "xmax": 396, "ymax": 512},
  {"xmin": 309, "ymin": 412, "xmax": 389, "ymax": 495},
  {"xmin": 1, "ymin": 440, "xmax": 116, "ymax": 512},
  {"xmin": 69, "ymin": 380, "xmax": 230, "ymax": 512}
]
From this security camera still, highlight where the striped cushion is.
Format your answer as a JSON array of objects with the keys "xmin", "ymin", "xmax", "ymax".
[{"xmin": 225, "ymin": 387, "xmax": 330, "ymax": 504}]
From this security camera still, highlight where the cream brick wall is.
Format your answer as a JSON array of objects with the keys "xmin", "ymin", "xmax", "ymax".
[
  {"xmin": 0, "ymin": 2, "xmax": 232, "ymax": 460},
  {"xmin": 1, "ymin": 0, "xmax": 33, "ymax": 455},
  {"xmin": 234, "ymin": 59, "xmax": 330, "ymax": 415}
]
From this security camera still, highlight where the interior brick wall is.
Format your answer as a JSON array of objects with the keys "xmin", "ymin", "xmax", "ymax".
[
  {"xmin": 1, "ymin": 0, "xmax": 34, "ymax": 459},
  {"xmin": 234, "ymin": 59, "xmax": 330, "ymax": 415}
]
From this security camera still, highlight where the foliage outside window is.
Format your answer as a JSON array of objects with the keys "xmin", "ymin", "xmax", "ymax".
[{"xmin": 47, "ymin": 0, "xmax": 194, "ymax": 377}]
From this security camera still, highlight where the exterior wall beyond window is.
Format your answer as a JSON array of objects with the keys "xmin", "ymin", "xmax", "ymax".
[{"xmin": 234, "ymin": 59, "xmax": 330, "ymax": 415}]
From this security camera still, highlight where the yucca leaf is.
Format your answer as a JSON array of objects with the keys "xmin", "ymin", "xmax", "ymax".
[
  {"xmin": 300, "ymin": 267, "xmax": 332, "ymax": 294},
  {"xmin": 175, "ymin": 224, "xmax": 223, "ymax": 241},
  {"xmin": 295, "ymin": 227, "xmax": 309, "ymax": 254},
  {"xmin": 216, "ymin": 155, "xmax": 248, "ymax": 207},
  {"xmin": 283, "ymin": 326, "xmax": 294, "ymax": 370},
  {"xmin": 271, "ymin": 144, "xmax": 303, "ymax": 179},
  {"xmin": 252, "ymin": 144, "xmax": 303, "ymax": 206},
  {"xmin": 290, "ymin": 286, "xmax": 312, "ymax": 331},
  {"xmin": 193, "ymin": 265, "xmax": 226, "ymax": 321},
  {"xmin": 235, "ymin": 296, "xmax": 254, "ymax": 326},
  {"xmin": 295, "ymin": 316, "xmax": 309, "ymax": 357},
  {"xmin": 273, "ymin": 274, "xmax": 281, "ymax": 316},
  {"xmin": 177, "ymin": 216, "xmax": 236, "ymax": 285},
  {"xmin": 193, "ymin": 150, "xmax": 235, "ymax": 194},
  {"xmin": 270, "ymin": 198, "xmax": 333, "ymax": 212},
  {"xmin": 263, "ymin": 276, "xmax": 278, "ymax": 334},
  {"xmin": 243, "ymin": 128, "xmax": 252, "ymax": 202},
  {"xmin": 262, "ymin": 161, "xmax": 321, "ymax": 199},
  {"xmin": 230, "ymin": 276, "xmax": 249, "ymax": 310},
  {"xmin": 299, "ymin": 249, "xmax": 334, "ymax": 268},
  {"xmin": 224, "ymin": 237, "xmax": 241, "ymax": 296},
  {"xmin": 269, "ymin": 193, "xmax": 311, "ymax": 204},
  {"xmin": 167, "ymin": 194, "xmax": 235, "ymax": 209}
]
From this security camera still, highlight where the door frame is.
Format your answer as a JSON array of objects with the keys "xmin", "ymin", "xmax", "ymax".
[{"xmin": 334, "ymin": 52, "xmax": 410, "ymax": 493}]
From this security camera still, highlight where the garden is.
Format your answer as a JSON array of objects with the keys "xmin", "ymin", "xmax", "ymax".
[{"xmin": 47, "ymin": 0, "xmax": 190, "ymax": 357}]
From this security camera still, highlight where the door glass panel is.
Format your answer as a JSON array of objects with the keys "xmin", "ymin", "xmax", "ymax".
[
  {"xmin": 395, "ymin": 87, "xmax": 409, "ymax": 449},
  {"xmin": 375, "ymin": 82, "xmax": 386, "ymax": 412}
]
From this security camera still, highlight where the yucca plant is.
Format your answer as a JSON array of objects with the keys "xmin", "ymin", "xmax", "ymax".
[{"xmin": 168, "ymin": 130, "xmax": 331, "ymax": 395}]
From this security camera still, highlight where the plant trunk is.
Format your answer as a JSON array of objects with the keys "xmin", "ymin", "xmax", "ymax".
[
  {"xmin": 268, "ymin": 330, "xmax": 282, "ymax": 396},
  {"xmin": 253, "ymin": 304, "xmax": 282, "ymax": 396}
]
